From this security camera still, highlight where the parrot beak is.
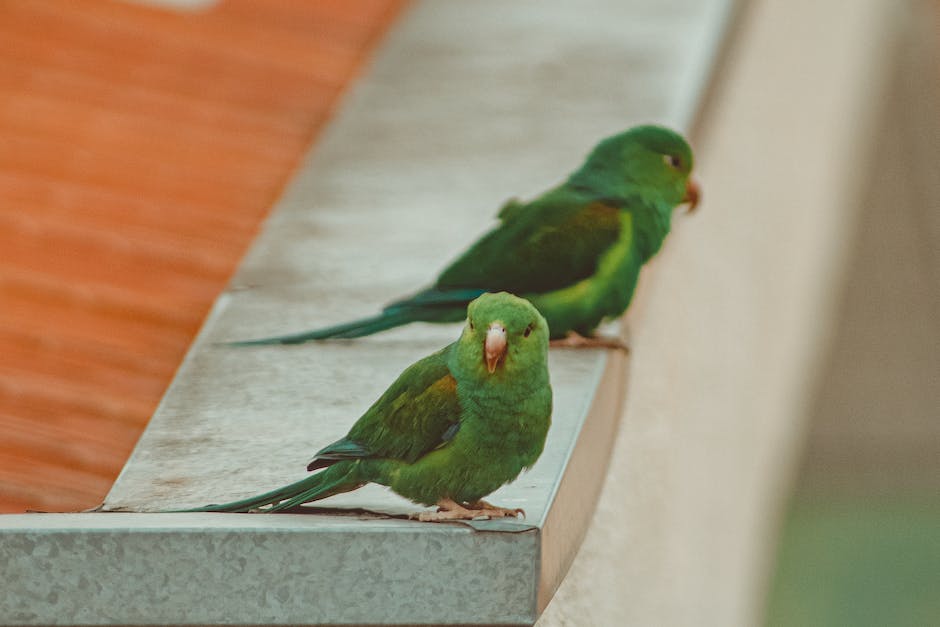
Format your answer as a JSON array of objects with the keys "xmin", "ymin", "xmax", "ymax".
[
  {"xmin": 683, "ymin": 178, "xmax": 701, "ymax": 212},
  {"xmin": 484, "ymin": 323, "xmax": 508, "ymax": 374}
]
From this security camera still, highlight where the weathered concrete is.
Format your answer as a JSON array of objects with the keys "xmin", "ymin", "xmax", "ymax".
[{"xmin": 0, "ymin": 0, "xmax": 735, "ymax": 624}]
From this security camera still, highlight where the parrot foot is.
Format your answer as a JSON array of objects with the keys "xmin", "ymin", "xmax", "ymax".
[
  {"xmin": 411, "ymin": 498, "xmax": 525, "ymax": 522},
  {"xmin": 466, "ymin": 499, "xmax": 526, "ymax": 519},
  {"xmin": 550, "ymin": 331, "xmax": 629, "ymax": 351}
]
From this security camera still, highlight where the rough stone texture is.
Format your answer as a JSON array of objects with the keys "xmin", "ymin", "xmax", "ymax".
[{"xmin": 0, "ymin": 0, "xmax": 733, "ymax": 624}]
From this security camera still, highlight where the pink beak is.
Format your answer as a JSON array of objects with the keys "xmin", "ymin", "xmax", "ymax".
[{"xmin": 484, "ymin": 323, "xmax": 507, "ymax": 374}]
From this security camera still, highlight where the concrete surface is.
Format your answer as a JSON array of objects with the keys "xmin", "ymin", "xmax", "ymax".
[
  {"xmin": 764, "ymin": 8, "xmax": 940, "ymax": 623},
  {"xmin": 0, "ymin": 513, "xmax": 537, "ymax": 626},
  {"xmin": 0, "ymin": 0, "xmax": 734, "ymax": 625},
  {"xmin": 797, "ymin": 1, "xmax": 940, "ymax": 495},
  {"xmin": 536, "ymin": 1, "xmax": 902, "ymax": 625}
]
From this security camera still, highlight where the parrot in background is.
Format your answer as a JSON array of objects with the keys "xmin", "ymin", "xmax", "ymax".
[
  {"xmin": 233, "ymin": 124, "xmax": 699, "ymax": 349},
  {"xmin": 183, "ymin": 292, "xmax": 552, "ymax": 521}
]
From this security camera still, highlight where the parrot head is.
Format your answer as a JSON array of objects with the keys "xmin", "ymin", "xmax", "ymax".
[
  {"xmin": 569, "ymin": 124, "xmax": 700, "ymax": 212},
  {"xmin": 454, "ymin": 292, "xmax": 549, "ymax": 379}
]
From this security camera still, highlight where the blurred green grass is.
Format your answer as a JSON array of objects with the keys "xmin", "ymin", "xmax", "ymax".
[{"xmin": 767, "ymin": 495, "xmax": 940, "ymax": 627}]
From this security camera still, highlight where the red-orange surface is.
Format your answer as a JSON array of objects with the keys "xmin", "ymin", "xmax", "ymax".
[{"xmin": 0, "ymin": 0, "xmax": 407, "ymax": 513}]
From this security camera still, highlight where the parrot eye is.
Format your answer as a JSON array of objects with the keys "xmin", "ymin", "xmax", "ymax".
[
  {"xmin": 468, "ymin": 319, "xmax": 475, "ymax": 331},
  {"xmin": 523, "ymin": 324, "xmax": 533, "ymax": 338},
  {"xmin": 663, "ymin": 154, "xmax": 682, "ymax": 169}
]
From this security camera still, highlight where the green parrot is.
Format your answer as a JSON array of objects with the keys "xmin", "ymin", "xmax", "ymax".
[
  {"xmin": 234, "ymin": 124, "xmax": 699, "ymax": 349},
  {"xmin": 185, "ymin": 292, "xmax": 552, "ymax": 521}
]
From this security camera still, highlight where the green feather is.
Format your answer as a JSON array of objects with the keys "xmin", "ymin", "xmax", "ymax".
[
  {"xmin": 231, "ymin": 124, "xmax": 695, "ymax": 344},
  {"xmin": 182, "ymin": 293, "xmax": 553, "ymax": 513},
  {"xmin": 227, "ymin": 309, "xmax": 419, "ymax": 346},
  {"xmin": 178, "ymin": 462, "xmax": 362, "ymax": 513}
]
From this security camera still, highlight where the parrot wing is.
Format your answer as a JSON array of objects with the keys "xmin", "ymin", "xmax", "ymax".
[
  {"xmin": 434, "ymin": 188, "xmax": 624, "ymax": 295},
  {"xmin": 307, "ymin": 345, "xmax": 462, "ymax": 471}
]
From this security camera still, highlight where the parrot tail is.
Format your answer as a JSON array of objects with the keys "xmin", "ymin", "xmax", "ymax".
[
  {"xmin": 226, "ymin": 288, "xmax": 483, "ymax": 346},
  {"xmin": 227, "ymin": 309, "xmax": 418, "ymax": 346},
  {"xmin": 178, "ymin": 462, "xmax": 363, "ymax": 513}
]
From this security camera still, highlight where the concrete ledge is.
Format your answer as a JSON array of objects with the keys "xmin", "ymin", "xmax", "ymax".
[
  {"xmin": 1, "ymin": 514, "xmax": 538, "ymax": 625},
  {"xmin": 0, "ymin": 1, "xmax": 735, "ymax": 624}
]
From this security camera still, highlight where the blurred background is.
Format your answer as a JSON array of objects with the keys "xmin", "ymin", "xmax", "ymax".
[
  {"xmin": 0, "ymin": 1, "xmax": 936, "ymax": 625},
  {"xmin": 0, "ymin": 0, "xmax": 406, "ymax": 513},
  {"xmin": 765, "ymin": 3, "xmax": 940, "ymax": 623}
]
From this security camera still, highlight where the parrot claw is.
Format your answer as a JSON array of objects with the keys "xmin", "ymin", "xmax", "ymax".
[
  {"xmin": 550, "ymin": 331, "xmax": 629, "ymax": 352},
  {"xmin": 467, "ymin": 499, "xmax": 525, "ymax": 519},
  {"xmin": 411, "ymin": 498, "xmax": 525, "ymax": 522}
]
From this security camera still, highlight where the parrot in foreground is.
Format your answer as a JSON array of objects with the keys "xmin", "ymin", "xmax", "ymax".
[
  {"xmin": 233, "ymin": 124, "xmax": 699, "ymax": 349},
  {"xmin": 184, "ymin": 292, "xmax": 552, "ymax": 521}
]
